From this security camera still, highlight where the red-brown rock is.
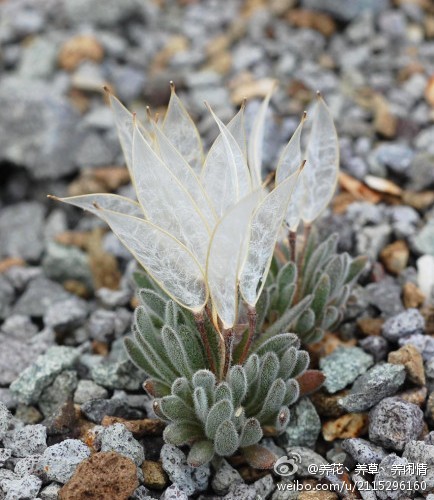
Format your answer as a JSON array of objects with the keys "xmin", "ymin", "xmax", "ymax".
[{"xmin": 60, "ymin": 451, "xmax": 138, "ymax": 500}]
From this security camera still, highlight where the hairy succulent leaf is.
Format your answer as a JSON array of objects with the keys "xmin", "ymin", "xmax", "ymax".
[
  {"xmin": 228, "ymin": 366, "xmax": 247, "ymax": 408},
  {"xmin": 239, "ymin": 418, "xmax": 263, "ymax": 447},
  {"xmin": 214, "ymin": 382, "xmax": 232, "ymax": 403},
  {"xmin": 187, "ymin": 440, "xmax": 215, "ymax": 467},
  {"xmin": 214, "ymin": 420, "xmax": 239, "ymax": 456},
  {"xmin": 194, "ymin": 387, "xmax": 209, "ymax": 423},
  {"xmin": 206, "ymin": 400, "xmax": 234, "ymax": 440},
  {"xmin": 260, "ymin": 232, "xmax": 365, "ymax": 344},
  {"xmin": 164, "ymin": 422, "xmax": 204, "ymax": 446},
  {"xmin": 256, "ymin": 378, "xmax": 287, "ymax": 422}
]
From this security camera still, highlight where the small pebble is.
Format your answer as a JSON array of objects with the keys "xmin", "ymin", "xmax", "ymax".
[
  {"xmin": 388, "ymin": 344, "xmax": 426, "ymax": 385},
  {"xmin": 73, "ymin": 379, "xmax": 108, "ymax": 404},
  {"xmin": 211, "ymin": 459, "xmax": 243, "ymax": 495},
  {"xmin": 339, "ymin": 363, "xmax": 406, "ymax": 412},
  {"xmin": 320, "ymin": 347, "xmax": 374, "ymax": 394},
  {"xmin": 99, "ymin": 423, "xmax": 145, "ymax": 466},
  {"xmin": 2, "ymin": 424, "xmax": 47, "ymax": 458},
  {"xmin": 161, "ymin": 444, "xmax": 210, "ymax": 496},
  {"xmin": 342, "ymin": 438, "xmax": 387, "ymax": 464},
  {"xmin": 369, "ymin": 397, "xmax": 424, "ymax": 451},
  {"xmin": 382, "ymin": 308, "xmax": 425, "ymax": 341},
  {"xmin": 39, "ymin": 439, "xmax": 91, "ymax": 483}
]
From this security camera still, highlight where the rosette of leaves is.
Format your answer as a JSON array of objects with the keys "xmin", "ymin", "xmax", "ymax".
[
  {"xmin": 255, "ymin": 231, "xmax": 367, "ymax": 345},
  {"xmin": 125, "ymin": 292, "xmax": 309, "ymax": 467}
]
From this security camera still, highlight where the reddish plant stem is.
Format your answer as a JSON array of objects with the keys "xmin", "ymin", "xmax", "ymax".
[
  {"xmin": 238, "ymin": 306, "xmax": 257, "ymax": 365},
  {"xmin": 194, "ymin": 312, "xmax": 216, "ymax": 375},
  {"xmin": 222, "ymin": 328, "xmax": 234, "ymax": 379},
  {"xmin": 288, "ymin": 230, "xmax": 297, "ymax": 263}
]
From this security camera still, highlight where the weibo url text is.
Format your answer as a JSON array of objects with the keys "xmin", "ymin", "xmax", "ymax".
[{"xmin": 276, "ymin": 480, "xmax": 428, "ymax": 493}]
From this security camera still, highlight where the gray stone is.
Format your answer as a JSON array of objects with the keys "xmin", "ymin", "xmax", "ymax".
[
  {"xmin": 3, "ymin": 425, "xmax": 47, "ymax": 457},
  {"xmin": 73, "ymin": 380, "xmax": 108, "ymax": 404},
  {"xmin": 39, "ymin": 439, "xmax": 90, "ymax": 484},
  {"xmin": 99, "ymin": 423, "xmax": 144, "ymax": 466},
  {"xmin": 80, "ymin": 397, "xmax": 141, "ymax": 424},
  {"xmin": 10, "ymin": 346, "xmax": 79, "ymax": 405},
  {"xmin": 1, "ymin": 315, "xmax": 38, "ymax": 340},
  {"xmin": 64, "ymin": 0, "xmax": 147, "ymax": 26},
  {"xmin": 0, "ymin": 449, "xmax": 12, "ymax": 467},
  {"xmin": 91, "ymin": 359, "xmax": 143, "ymax": 391},
  {"xmin": 161, "ymin": 444, "xmax": 210, "ymax": 496},
  {"xmin": 382, "ymin": 308, "xmax": 425, "ymax": 341},
  {"xmin": 222, "ymin": 483, "xmax": 257, "ymax": 500},
  {"xmin": 87, "ymin": 309, "xmax": 117, "ymax": 342},
  {"xmin": 107, "ymin": 65, "xmax": 146, "ymax": 103},
  {"xmin": 359, "ymin": 336, "xmax": 389, "ymax": 362},
  {"xmin": 399, "ymin": 333, "xmax": 434, "ymax": 361},
  {"xmin": 320, "ymin": 347, "xmax": 374, "ymax": 394},
  {"xmin": 414, "ymin": 220, "xmax": 434, "ymax": 256},
  {"xmin": 369, "ymin": 397, "xmax": 424, "ymax": 451},
  {"xmin": 43, "ymin": 297, "xmax": 88, "ymax": 332},
  {"xmin": 130, "ymin": 485, "xmax": 152, "ymax": 500},
  {"xmin": 38, "ymin": 371, "xmax": 78, "ymax": 418},
  {"xmin": 0, "ymin": 77, "xmax": 82, "ymax": 179},
  {"xmin": 0, "ymin": 202, "xmax": 45, "ymax": 261},
  {"xmin": 14, "ymin": 455, "xmax": 44, "ymax": 477},
  {"xmin": 0, "ymin": 402, "xmax": 13, "ymax": 439},
  {"xmin": 96, "ymin": 287, "xmax": 132, "ymax": 308},
  {"xmin": 252, "ymin": 474, "xmax": 274, "ymax": 498},
  {"xmin": 18, "ymin": 36, "xmax": 57, "ymax": 79},
  {"xmin": 408, "ymin": 153, "xmax": 434, "ymax": 191},
  {"xmin": 373, "ymin": 143, "xmax": 415, "ymax": 175},
  {"xmin": 42, "ymin": 242, "xmax": 92, "ymax": 289},
  {"xmin": 3, "ymin": 266, "xmax": 41, "ymax": 293},
  {"xmin": 3, "ymin": 7, "xmax": 45, "ymax": 38},
  {"xmin": 390, "ymin": 205, "xmax": 420, "ymax": 239},
  {"xmin": 365, "ymin": 280, "xmax": 404, "ymax": 316},
  {"xmin": 281, "ymin": 398, "xmax": 321, "ymax": 448},
  {"xmin": 356, "ymin": 224, "xmax": 391, "ymax": 261},
  {"xmin": 342, "ymin": 438, "xmax": 387, "ymax": 464},
  {"xmin": 211, "ymin": 460, "xmax": 243, "ymax": 495},
  {"xmin": 339, "ymin": 363, "xmax": 406, "ymax": 412},
  {"xmin": 0, "ymin": 276, "xmax": 14, "ymax": 319},
  {"xmin": 0, "ymin": 388, "xmax": 17, "ymax": 410},
  {"xmin": 160, "ymin": 484, "xmax": 188, "ymax": 500},
  {"xmin": 44, "ymin": 209, "xmax": 68, "ymax": 244},
  {"xmin": 75, "ymin": 132, "xmax": 116, "ymax": 167},
  {"xmin": 12, "ymin": 277, "xmax": 72, "ymax": 317},
  {"xmin": 0, "ymin": 333, "xmax": 48, "ymax": 386},
  {"xmin": 0, "ymin": 470, "xmax": 19, "ymax": 490},
  {"xmin": 403, "ymin": 440, "xmax": 434, "ymax": 489},
  {"xmin": 39, "ymin": 482, "xmax": 62, "ymax": 500},
  {"xmin": 374, "ymin": 454, "xmax": 417, "ymax": 499},
  {"xmin": 301, "ymin": 0, "xmax": 390, "ymax": 21},
  {"xmin": 2, "ymin": 474, "xmax": 42, "ymax": 500}
]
